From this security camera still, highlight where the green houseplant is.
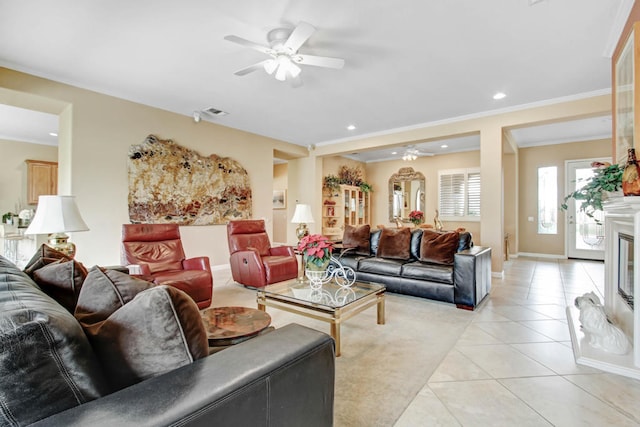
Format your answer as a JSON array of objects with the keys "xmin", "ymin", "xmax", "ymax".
[{"xmin": 561, "ymin": 162, "xmax": 623, "ymax": 224}]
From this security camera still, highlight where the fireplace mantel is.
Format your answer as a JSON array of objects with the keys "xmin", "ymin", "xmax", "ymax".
[{"xmin": 567, "ymin": 195, "xmax": 640, "ymax": 379}]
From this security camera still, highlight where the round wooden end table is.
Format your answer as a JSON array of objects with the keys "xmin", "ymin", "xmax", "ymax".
[{"xmin": 201, "ymin": 306, "xmax": 273, "ymax": 347}]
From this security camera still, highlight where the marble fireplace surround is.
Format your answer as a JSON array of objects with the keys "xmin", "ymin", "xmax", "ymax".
[{"xmin": 567, "ymin": 195, "xmax": 640, "ymax": 379}]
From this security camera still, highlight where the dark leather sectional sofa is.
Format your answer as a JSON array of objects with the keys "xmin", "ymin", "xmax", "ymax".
[
  {"xmin": 337, "ymin": 228, "xmax": 491, "ymax": 310},
  {"xmin": 0, "ymin": 255, "xmax": 335, "ymax": 426}
]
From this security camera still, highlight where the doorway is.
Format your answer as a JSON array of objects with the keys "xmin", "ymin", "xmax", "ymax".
[{"xmin": 565, "ymin": 159, "xmax": 608, "ymax": 260}]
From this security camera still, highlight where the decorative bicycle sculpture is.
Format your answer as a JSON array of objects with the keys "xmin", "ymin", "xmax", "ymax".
[{"xmin": 305, "ymin": 255, "xmax": 357, "ymax": 290}]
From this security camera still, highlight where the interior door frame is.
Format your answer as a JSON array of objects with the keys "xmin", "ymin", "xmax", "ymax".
[{"xmin": 564, "ymin": 157, "xmax": 610, "ymax": 260}]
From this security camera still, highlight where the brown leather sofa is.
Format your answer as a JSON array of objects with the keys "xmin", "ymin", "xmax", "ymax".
[
  {"xmin": 227, "ymin": 219, "xmax": 298, "ymax": 288},
  {"xmin": 121, "ymin": 223, "xmax": 213, "ymax": 308}
]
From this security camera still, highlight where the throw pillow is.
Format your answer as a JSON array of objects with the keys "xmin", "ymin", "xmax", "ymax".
[
  {"xmin": 32, "ymin": 259, "xmax": 88, "ymax": 313},
  {"xmin": 23, "ymin": 244, "xmax": 71, "ymax": 277},
  {"xmin": 419, "ymin": 230, "xmax": 460, "ymax": 265},
  {"xmin": 342, "ymin": 224, "xmax": 371, "ymax": 256},
  {"xmin": 85, "ymin": 285, "xmax": 209, "ymax": 391},
  {"xmin": 74, "ymin": 266, "xmax": 155, "ymax": 328},
  {"xmin": 376, "ymin": 228, "xmax": 411, "ymax": 260}
]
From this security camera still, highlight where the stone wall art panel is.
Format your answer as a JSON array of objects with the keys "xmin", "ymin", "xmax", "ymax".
[{"xmin": 128, "ymin": 135, "xmax": 252, "ymax": 225}]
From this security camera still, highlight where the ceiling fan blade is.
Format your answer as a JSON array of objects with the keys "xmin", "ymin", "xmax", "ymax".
[
  {"xmin": 283, "ymin": 21, "xmax": 316, "ymax": 52},
  {"xmin": 294, "ymin": 54, "xmax": 345, "ymax": 69},
  {"xmin": 233, "ymin": 60, "xmax": 271, "ymax": 76},
  {"xmin": 224, "ymin": 35, "xmax": 272, "ymax": 55}
]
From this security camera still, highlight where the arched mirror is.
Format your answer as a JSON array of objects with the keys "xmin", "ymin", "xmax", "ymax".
[{"xmin": 388, "ymin": 167, "xmax": 426, "ymax": 223}]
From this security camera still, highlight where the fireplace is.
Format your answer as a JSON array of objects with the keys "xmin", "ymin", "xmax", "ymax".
[
  {"xmin": 619, "ymin": 233, "xmax": 634, "ymax": 310},
  {"xmin": 566, "ymin": 195, "xmax": 640, "ymax": 379}
]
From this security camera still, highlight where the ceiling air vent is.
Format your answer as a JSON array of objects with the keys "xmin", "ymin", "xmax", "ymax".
[{"xmin": 203, "ymin": 107, "xmax": 228, "ymax": 116}]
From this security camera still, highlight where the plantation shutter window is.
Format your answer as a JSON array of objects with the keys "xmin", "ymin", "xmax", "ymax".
[{"xmin": 438, "ymin": 169, "xmax": 481, "ymax": 220}]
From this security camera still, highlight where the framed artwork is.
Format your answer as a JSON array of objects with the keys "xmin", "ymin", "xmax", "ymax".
[
  {"xmin": 614, "ymin": 24, "xmax": 638, "ymax": 165},
  {"xmin": 272, "ymin": 190, "xmax": 286, "ymax": 209}
]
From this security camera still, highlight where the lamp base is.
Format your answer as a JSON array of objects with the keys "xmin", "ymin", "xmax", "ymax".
[
  {"xmin": 47, "ymin": 233, "xmax": 76, "ymax": 258},
  {"xmin": 295, "ymin": 223, "xmax": 309, "ymax": 241}
]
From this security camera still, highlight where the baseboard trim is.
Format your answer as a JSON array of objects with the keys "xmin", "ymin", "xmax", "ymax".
[
  {"xmin": 517, "ymin": 252, "xmax": 567, "ymax": 259},
  {"xmin": 491, "ymin": 271, "xmax": 504, "ymax": 279},
  {"xmin": 211, "ymin": 263, "xmax": 231, "ymax": 272}
]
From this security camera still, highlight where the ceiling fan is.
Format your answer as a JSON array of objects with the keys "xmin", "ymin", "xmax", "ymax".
[
  {"xmin": 402, "ymin": 145, "xmax": 435, "ymax": 161},
  {"xmin": 224, "ymin": 21, "xmax": 345, "ymax": 87}
]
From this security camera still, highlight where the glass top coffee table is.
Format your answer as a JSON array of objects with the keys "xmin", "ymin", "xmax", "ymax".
[{"xmin": 257, "ymin": 279, "xmax": 385, "ymax": 356}]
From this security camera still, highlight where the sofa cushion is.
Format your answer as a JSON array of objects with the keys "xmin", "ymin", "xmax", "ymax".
[
  {"xmin": 342, "ymin": 224, "xmax": 371, "ymax": 256},
  {"xmin": 0, "ymin": 256, "xmax": 107, "ymax": 426},
  {"xmin": 410, "ymin": 229, "xmax": 423, "ymax": 259},
  {"xmin": 369, "ymin": 229, "xmax": 383, "ymax": 254},
  {"xmin": 419, "ymin": 230, "xmax": 460, "ymax": 265},
  {"xmin": 82, "ymin": 285, "xmax": 208, "ymax": 391},
  {"xmin": 401, "ymin": 261, "xmax": 454, "ymax": 284},
  {"xmin": 376, "ymin": 228, "xmax": 411, "ymax": 260},
  {"xmin": 23, "ymin": 244, "xmax": 71, "ymax": 277},
  {"xmin": 74, "ymin": 266, "xmax": 155, "ymax": 328},
  {"xmin": 458, "ymin": 231, "xmax": 473, "ymax": 252},
  {"xmin": 32, "ymin": 258, "xmax": 88, "ymax": 313},
  {"xmin": 358, "ymin": 257, "xmax": 405, "ymax": 276}
]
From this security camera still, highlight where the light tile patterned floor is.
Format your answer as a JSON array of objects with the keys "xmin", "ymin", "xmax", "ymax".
[{"xmin": 395, "ymin": 257, "xmax": 640, "ymax": 427}]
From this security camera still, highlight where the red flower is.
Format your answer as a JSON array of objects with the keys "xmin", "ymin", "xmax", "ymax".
[
  {"xmin": 409, "ymin": 210, "xmax": 424, "ymax": 220},
  {"xmin": 297, "ymin": 234, "xmax": 334, "ymax": 267}
]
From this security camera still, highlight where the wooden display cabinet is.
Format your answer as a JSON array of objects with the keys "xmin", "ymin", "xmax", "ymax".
[
  {"xmin": 322, "ymin": 184, "xmax": 370, "ymax": 240},
  {"xmin": 26, "ymin": 159, "xmax": 58, "ymax": 204}
]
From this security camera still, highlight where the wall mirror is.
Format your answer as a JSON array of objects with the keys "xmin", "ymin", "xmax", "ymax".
[{"xmin": 388, "ymin": 167, "xmax": 426, "ymax": 222}]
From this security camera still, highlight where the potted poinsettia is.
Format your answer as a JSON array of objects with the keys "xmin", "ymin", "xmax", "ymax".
[
  {"xmin": 297, "ymin": 234, "xmax": 334, "ymax": 270},
  {"xmin": 408, "ymin": 210, "xmax": 424, "ymax": 226}
]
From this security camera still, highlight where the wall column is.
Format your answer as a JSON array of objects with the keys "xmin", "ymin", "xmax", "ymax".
[
  {"xmin": 286, "ymin": 154, "xmax": 322, "ymax": 245},
  {"xmin": 480, "ymin": 125, "xmax": 504, "ymax": 274}
]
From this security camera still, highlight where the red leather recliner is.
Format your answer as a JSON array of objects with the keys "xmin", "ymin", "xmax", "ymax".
[
  {"xmin": 227, "ymin": 219, "xmax": 298, "ymax": 288},
  {"xmin": 121, "ymin": 224, "xmax": 213, "ymax": 309}
]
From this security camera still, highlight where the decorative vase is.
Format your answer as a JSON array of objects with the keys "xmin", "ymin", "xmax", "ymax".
[
  {"xmin": 622, "ymin": 148, "xmax": 640, "ymax": 196},
  {"xmin": 434, "ymin": 209, "xmax": 444, "ymax": 231}
]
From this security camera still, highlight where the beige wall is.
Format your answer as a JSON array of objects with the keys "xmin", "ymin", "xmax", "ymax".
[
  {"xmin": 503, "ymin": 152, "xmax": 517, "ymax": 257},
  {"xmin": 0, "ymin": 139, "xmax": 58, "ymax": 215},
  {"xmin": 518, "ymin": 138, "xmax": 611, "ymax": 256},
  {"xmin": 0, "ymin": 68, "xmax": 306, "ymax": 268},
  {"xmin": 322, "ymin": 155, "xmax": 367, "ymax": 180}
]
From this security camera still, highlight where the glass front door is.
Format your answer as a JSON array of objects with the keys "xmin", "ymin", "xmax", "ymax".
[{"xmin": 566, "ymin": 159, "xmax": 607, "ymax": 260}]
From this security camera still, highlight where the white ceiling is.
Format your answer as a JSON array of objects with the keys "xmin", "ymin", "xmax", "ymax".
[{"xmin": 0, "ymin": 0, "xmax": 629, "ymax": 161}]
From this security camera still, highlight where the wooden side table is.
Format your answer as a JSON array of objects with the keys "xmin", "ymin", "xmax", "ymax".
[{"xmin": 201, "ymin": 306, "xmax": 273, "ymax": 348}]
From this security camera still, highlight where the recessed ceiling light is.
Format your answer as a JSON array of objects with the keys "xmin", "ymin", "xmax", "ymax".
[
  {"xmin": 493, "ymin": 92, "xmax": 506, "ymax": 100},
  {"xmin": 346, "ymin": 124, "xmax": 356, "ymax": 130},
  {"xmin": 49, "ymin": 132, "xmax": 58, "ymax": 137},
  {"xmin": 440, "ymin": 144, "xmax": 448, "ymax": 148},
  {"xmin": 391, "ymin": 151, "xmax": 397, "ymax": 155}
]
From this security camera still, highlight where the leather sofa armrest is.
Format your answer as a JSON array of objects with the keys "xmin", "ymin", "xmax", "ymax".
[
  {"xmin": 182, "ymin": 256, "xmax": 211, "ymax": 273},
  {"xmin": 32, "ymin": 324, "xmax": 335, "ymax": 427},
  {"xmin": 269, "ymin": 245, "xmax": 295, "ymax": 257},
  {"xmin": 453, "ymin": 246, "xmax": 492, "ymax": 310}
]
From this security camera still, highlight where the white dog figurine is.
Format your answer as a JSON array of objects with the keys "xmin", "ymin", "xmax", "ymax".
[{"xmin": 575, "ymin": 292, "xmax": 630, "ymax": 355}]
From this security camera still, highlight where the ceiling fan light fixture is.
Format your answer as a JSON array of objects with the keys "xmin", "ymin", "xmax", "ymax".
[
  {"xmin": 264, "ymin": 59, "xmax": 277, "ymax": 75},
  {"xmin": 402, "ymin": 148, "xmax": 419, "ymax": 161}
]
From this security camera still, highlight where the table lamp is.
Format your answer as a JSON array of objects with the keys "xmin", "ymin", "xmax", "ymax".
[
  {"xmin": 291, "ymin": 203, "xmax": 314, "ymax": 241},
  {"xmin": 25, "ymin": 195, "xmax": 89, "ymax": 258}
]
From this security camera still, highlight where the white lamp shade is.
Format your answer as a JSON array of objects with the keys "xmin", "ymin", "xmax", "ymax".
[
  {"xmin": 291, "ymin": 204, "xmax": 315, "ymax": 224},
  {"xmin": 25, "ymin": 195, "xmax": 89, "ymax": 235}
]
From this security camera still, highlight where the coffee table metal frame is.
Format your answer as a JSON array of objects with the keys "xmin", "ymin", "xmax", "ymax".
[{"xmin": 257, "ymin": 279, "xmax": 385, "ymax": 356}]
